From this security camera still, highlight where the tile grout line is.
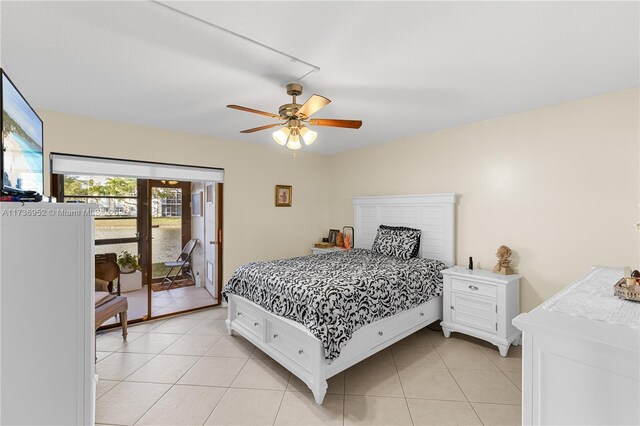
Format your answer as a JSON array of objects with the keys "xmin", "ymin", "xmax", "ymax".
[
  {"xmin": 123, "ymin": 313, "xmax": 231, "ymax": 425},
  {"xmin": 95, "ymin": 309, "xmax": 226, "ymax": 416},
  {"xmin": 132, "ymin": 382, "xmax": 175, "ymax": 425},
  {"xmin": 142, "ymin": 337, "xmax": 225, "ymax": 426},
  {"xmin": 201, "ymin": 386, "xmax": 232, "ymax": 426},
  {"xmin": 100, "ymin": 308, "xmax": 520, "ymax": 425},
  {"xmin": 272, "ymin": 384, "xmax": 288, "ymax": 426},
  {"xmin": 390, "ymin": 344, "xmax": 416, "ymax": 425},
  {"xmin": 431, "ymin": 335, "xmax": 486, "ymax": 426}
]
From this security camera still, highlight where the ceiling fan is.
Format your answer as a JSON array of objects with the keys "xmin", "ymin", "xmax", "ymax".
[{"xmin": 227, "ymin": 83, "xmax": 362, "ymax": 150}]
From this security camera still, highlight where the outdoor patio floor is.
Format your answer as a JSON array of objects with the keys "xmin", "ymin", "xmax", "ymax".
[{"xmin": 103, "ymin": 285, "xmax": 217, "ymax": 325}]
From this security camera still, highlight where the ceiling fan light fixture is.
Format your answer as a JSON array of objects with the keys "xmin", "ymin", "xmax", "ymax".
[
  {"xmin": 272, "ymin": 127, "xmax": 290, "ymax": 145},
  {"xmin": 229, "ymin": 83, "xmax": 362, "ymax": 153},
  {"xmin": 299, "ymin": 126, "xmax": 317, "ymax": 145},
  {"xmin": 286, "ymin": 133, "xmax": 302, "ymax": 150}
]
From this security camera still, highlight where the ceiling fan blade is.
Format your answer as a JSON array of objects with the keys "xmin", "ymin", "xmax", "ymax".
[
  {"xmin": 308, "ymin": 119, "xmax": 362, "ymax": 129},
  {"xmin": 227, "ymin": 104, "xmax": 281, "ymax": 119},
  {"xmin": 240, "ymin": 123, "xmax": 282, "ymax": 133},
  {"xmin": 296, "ymin": 95, "xmax": 331, "ymax": 119}
]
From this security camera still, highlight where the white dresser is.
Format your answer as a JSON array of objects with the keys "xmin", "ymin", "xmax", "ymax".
[
  {"xmin": 0, "ymin": 203, "xmax": 95, "ymax": 425},
  {"xmin": 441, "ymin": 267, "xmax": 521, "ymax": 356},
  {"xmin": 513, "ymin": 267, "xmax": 639, "ymax": 426}
]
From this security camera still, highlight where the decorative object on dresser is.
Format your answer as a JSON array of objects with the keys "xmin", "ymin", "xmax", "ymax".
[
  {"xmin": 335, "ymin": 231, "xmax": 344, "ymax": 248},
  {"xmin": 492, "ymin": 245, "xmax": 515, "ymax": 274},
  {"xmin": 314, "ymin": 242, "xmax": 333, "ymax": 249},
  {"xmin": 468, "ymin": 256, "xmax": 473, "ymax": 270},
  {"xmin": 342, "ymin": 226, "xmax": 354, "ymax": 249},
  {"xmin": 441, "ymin": 267, "xmax": 521, "ymax": 356},
  {"xmin": 275, "ymin": 184, "xmax": 292, "ymax": 207},
  {"xmin": 328, "ymin": 229, "xmax": 339, "ymax": 245},
  {"xmin": 513, "ymin": 267, "xmax": 639, "ymax": 425},
  {"xmin": 614, "ymin": 278, "xmax": 640, "ymax": 302}
]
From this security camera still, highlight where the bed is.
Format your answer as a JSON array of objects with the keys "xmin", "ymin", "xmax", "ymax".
[{"xmin": 224, "ymin": 193, "xmax": 456, "ymax": 404}]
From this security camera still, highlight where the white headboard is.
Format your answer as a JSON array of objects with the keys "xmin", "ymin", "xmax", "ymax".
[{"xmin": 352, "ymin": 193, "xmax": 457, "ymax": 266}]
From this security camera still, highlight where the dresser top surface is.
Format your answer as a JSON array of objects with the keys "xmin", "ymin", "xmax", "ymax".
[
  {"xmin": 443, "ymin": 266, "xmax": 521, "ymax": 284},
  {"xmin": 514, "ymin": 267, "xmax": 639, "ymax": 353}
]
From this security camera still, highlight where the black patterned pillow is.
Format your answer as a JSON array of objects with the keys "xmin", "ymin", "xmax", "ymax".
[
  {"xmin": 379, "ymin": 225, "xmax": 422, "ymax": 258},
  {"xmin": 372, "ymin": 225, "xmax": 421, "ymax": 260}
]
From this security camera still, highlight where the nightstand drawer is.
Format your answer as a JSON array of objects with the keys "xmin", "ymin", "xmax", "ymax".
[
  {"xmin": 451, "ymin": 278, "xmax": 497, "ymax": 298},
  {"xmin": 450, "ymin": 292, "xmax": 497, "ymax": 334}
]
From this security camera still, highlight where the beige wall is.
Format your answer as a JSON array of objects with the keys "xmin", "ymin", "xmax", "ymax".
[
  {"xmin": 39, "ymin": 111, "xmax": 331, "ymax": 282},
  {"xmin": 328, "ymin": 88, "xmax": 640, "ymax": 311},
  {"xmin": 40, "ymin": 88, "xmax": 639, "ymax": 312}
]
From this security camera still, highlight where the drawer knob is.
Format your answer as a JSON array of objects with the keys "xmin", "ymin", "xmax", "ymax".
[
  {"xmin": 450, "ymin": 306, "xmax": 455, "ymax": 310},
  {"xmin": 378, "ymin": 331, "xmax": 384, "ymax": 336},
  {"xmin": 468, "ymin": 285, "xmax": 479, "ymax": 291},
  {"xmin": 254, "ymin": 322, "xmax": 259, "ymax": 327},
  {"xmin": 419, "ymin": 312, "xmax": 424, "ymax": 317},
  {"xmin": 237, "ymin": 312, "xmax": 242, "ymax": 316},
  {"xmin": 273, "ymin": 334, "xmax": 278, "ymax": 339},
  {"xmin": 298, "ymin": 349, "xmax": 304, "ymax": 354}
]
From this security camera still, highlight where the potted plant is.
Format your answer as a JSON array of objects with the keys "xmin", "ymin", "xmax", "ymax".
[{"xmin": 117, "ymin": 251, "xmax": 140, "ymax": 273}]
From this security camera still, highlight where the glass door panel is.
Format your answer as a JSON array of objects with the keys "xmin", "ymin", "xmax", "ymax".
[
  {"xmin": 151, "ymin": 186, "xmax": 183, "ymax": 280},
  {"xmin": 63, "ymin": 174, "xmax": 147, "ymax": 324},
  {"xmin": 149, "ymin": 181, "xmax": 216, "ymax": 316}
]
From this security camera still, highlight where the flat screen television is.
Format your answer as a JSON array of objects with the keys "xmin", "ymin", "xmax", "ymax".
[{"xmin": 1, "ymin": 68, "xmax": 43, "ymax": 196}]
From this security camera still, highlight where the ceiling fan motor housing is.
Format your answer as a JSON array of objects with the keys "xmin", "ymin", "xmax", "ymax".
[
  {"xmin": 279, "ymin": 103, "xmax": 301, "ymax": 118},
  {"xmin": 228, "ymin": 81, "xmax": 361, "ymax": 135},
  {"xmin": 280, "ymin": 83, "xmax": 304, "ymax": 118}
]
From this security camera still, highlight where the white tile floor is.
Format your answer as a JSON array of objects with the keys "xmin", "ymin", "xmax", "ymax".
[{"xmin": 96, "ymin": 306, "xmax": 522, "ymax": 425}]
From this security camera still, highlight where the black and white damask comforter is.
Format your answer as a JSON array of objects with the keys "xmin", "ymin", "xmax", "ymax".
[{"xmin": 223, "ymin": 248, "xmax": 446, "ymax": 361}]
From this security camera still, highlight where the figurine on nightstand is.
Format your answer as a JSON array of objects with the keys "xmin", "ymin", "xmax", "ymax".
[{"xmin": 493, "ymin": 245, "xmax": 514, "ymax": 275}]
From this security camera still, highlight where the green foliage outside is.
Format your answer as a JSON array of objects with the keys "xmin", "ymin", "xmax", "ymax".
[
  {"xmin": 64, "ymin": 176, "xmax": 137, "ymax": 196},
  {"xmin": 152, "ymin": 262, "xmax": 173, "ymax": 278},
  {"xmin": 64, "ymin": 176, "xmax": 178, "ymax": 198}
]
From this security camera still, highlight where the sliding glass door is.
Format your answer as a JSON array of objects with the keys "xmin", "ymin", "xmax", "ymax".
[
  {"xmin": 62, "ymin": 174, "xmax": 148, "ymax": 323},
  {"xmin": 51, "ymin": 155, "xmax": 225, "ymax": 329}
]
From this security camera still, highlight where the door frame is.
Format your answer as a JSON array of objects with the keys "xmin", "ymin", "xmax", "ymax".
[
  {"xmin": 145, "ymin": 179, "xmax": 224, "ymax": 320},
  {"xmin": 51, "ymin": 170, "xmax": 224, "ymax": 329},
  {"xmin": 148, "ymin": 180, "xmax": 191, "ymax": 283},
  {"xmin": 216, "ymin": 183, "xmax": 224, "ymax": 303}
]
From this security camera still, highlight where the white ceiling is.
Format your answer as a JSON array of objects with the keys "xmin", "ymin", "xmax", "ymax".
[{"xmin": 1, "ymin": 1, "xmax": 638, "ymax": 155}]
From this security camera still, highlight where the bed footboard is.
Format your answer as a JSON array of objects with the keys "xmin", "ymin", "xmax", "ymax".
[{"xmin": 226, "ymin": 294, "xmax": 442, "ymax": 404}]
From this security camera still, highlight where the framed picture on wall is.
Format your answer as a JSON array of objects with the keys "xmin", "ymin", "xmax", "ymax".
[
  {"xmin": 191, "ymin": 191, "xmax": 203, "ymax": 216},
  {"xmin": 275, "ymin": 185, "xmax": 292, "ymax": 207}
]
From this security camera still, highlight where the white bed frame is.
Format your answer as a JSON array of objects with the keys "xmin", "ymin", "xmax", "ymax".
[{"xmin": 226, "ymin": 193, "xmax": 457, "ymax": 404}]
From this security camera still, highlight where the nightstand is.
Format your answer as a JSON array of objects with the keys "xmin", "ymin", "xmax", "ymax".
[
  {"xmin": 311, "ymin": 247, "xmax": 345, "ymax": 255},
  {"xmin": 440, "ymin": 267, "xmax": 521, "ymax": 356}
]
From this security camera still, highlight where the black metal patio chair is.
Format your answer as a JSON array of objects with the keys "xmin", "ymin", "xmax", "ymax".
[{"xmin": 161, "ymin": 238, "xmax": 198, "ymax": 290}]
